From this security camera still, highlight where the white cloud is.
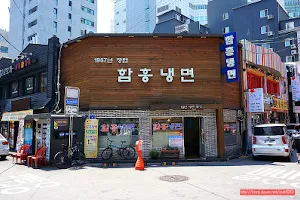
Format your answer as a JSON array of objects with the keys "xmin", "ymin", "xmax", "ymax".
[{"xmin": 0, "ymin": 0, "xmax": 113, "ymax": 33}]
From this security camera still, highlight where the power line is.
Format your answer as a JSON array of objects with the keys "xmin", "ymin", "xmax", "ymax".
[
  {"xmin": 11, "ymin": 0, "xmax": 43, "ymax": 44},
  {"xmin": 0, "ymin": 33, "xmax": 22, "ymax": 54},
  {"xmin": 248, "ymin": 30, "xmax": 298, "ymax": 43}
]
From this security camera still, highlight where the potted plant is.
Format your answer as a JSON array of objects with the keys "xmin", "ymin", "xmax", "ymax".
[{"xmin": 149, "ymin": 149, "xmax": 160, "ymax": 160}]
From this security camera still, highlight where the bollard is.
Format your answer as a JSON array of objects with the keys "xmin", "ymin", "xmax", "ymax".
[{"xmin": 135, "ymin": 140, "xmax": 144, "ymax": 170}]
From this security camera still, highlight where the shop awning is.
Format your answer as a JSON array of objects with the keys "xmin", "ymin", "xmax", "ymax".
[
  {"xmin": 31, "ymin": 98, "xmax": 51, "ymax": 110},
  {"xmin": 1, "ymin": 110, "xmax": 33, "ymax": 121}
]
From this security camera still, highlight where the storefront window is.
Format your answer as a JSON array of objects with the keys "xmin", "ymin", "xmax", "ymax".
[
  {"xmin": 98, "ymin": 118, "xmax": 139, "ymax": 148},
  {"xmin": 247, "ymin": 72, "xmax": 262, "ymax": 89},
  {"xmin": 40, "ymin": 72, "xmax": 47, "ymax": 92},
  {"xmin": 11, "ymin": 82, "xmax": 19, "ymax": 98},
  {"xmin": 224, "ymin": 123, "xmax": 238, "ymax": 145},
  {"xmin": 152, "ymin": 117, "xmax": 183, "ymax": 149},
  {"xmin": 25, "ymin": 77, "xmax": 34, "ymax": 95},
  {"xmin": 267, "ymin": 80, "xmax": 279, "ymax": 95}
]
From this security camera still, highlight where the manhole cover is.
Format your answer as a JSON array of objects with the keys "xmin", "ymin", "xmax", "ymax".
[{"xmin": 159, "ymin": 175, "xmax": 189, "ymax": 182}]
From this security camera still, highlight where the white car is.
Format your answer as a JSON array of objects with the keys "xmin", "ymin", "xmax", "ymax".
[
  {"xmin": 252, "ymin": 124, "xmax": 292, "ymax": 161},
  {"xmin": 0, "ymin": 134, "xmax": 9, "ymax": 160}
]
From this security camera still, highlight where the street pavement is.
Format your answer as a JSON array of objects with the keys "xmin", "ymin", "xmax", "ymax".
[{"xmin": 1, "ymin": 154, "xmax": 300, "ymax": 200}]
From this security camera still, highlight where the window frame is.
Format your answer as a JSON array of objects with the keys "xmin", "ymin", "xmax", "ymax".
[
  {"xmin": 260, "ymin": 9, "xmax": 268, "ymax": 18},
  {"xmin": 223, "ymin": 27, "xmax": 229, "ymax": 34},
  {"xmin": 285, "ymin": 38, "xmax": 293, "ymax": 47},
  {"xmin": 260, "ymin": 25, "xmax": 269, "ymax": 34},
  {"xmin": 11, "ymin": 81, "xmax": 19, "ymax": 98},
  {"xmin": 25, "ymin": 77, "xmax": 34, "ymax": 95},
  {"xmin": 222, "ymin": 13, "xmax": 229, "ymax": 20}
]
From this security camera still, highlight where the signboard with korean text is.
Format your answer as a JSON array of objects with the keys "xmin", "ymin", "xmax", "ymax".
[
  {"xmin": 64, "ymin": 86, "xmax": 80, "ymax": 116},
  {"xmin": 248, "ymin": 88, "xmax": 264, "ymax": 113},
  {"xmin": 98, "ymin": 118, "xmax": 139, "ymax": 136},
  {"xmin": 222, "ymin": 32, "xmax": 239, "ymax": 83},
  {"xmin": 272, "ymin": 98, "xmax": 288, "ymax": 112},
  {"xmin": 292, "ymin": 76, "xmax": 300, "ymax": 101},
  {"xmin": 1, "ymin": 110, "xmax": 33, "ymax": 121},
  {"xmin": 168, "ymin": 135, "xmax": 183, "ymax": 147},
  {"xmin": 53, "ymin": 119, "xmax": 68, "ymax": 131},
  {"xmin": 84, "ymin": 119, "xmax": 99, "ymax": 158}
]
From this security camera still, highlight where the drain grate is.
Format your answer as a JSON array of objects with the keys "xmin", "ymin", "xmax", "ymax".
[{"xmin": 159, "ymin": 175, "xmax": 189, "ymax": 182}]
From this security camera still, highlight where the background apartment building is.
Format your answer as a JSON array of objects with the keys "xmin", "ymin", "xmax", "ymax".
[
  {"xmin": 113, "ymin": 0, "xmax": 208, "ymax": 33},
  {"xmin": 8, "ymin": 0, "xmax": 97, "ymax": 58}
]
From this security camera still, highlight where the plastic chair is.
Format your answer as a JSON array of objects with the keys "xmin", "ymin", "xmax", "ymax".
[
  {"xmin": 31, "ymin": 147, "xmax": 47, "ymax": 169},
  {"xmin": 12, "ymin": 145, "xmax": 27, "ymax": 164},
  {"xmin": 27, "ymin": 147, "xmax": 41, "ymax": 167}
]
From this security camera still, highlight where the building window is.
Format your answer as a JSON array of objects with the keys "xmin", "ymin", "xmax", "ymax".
[
  {"xmin": 261, "ymin": 43, "xmax": 271, "ymax": 49},
  {"xmin": 68, "ymin": 13, "xmax": 72, "ymax": 24},
  {"xmin": 285, "ymin": 38, "xmax": 293, "ymax": 47},
  {"xmin": 40, "ymin": 72, "xmax": 47, "ymax": 92},
  {"xmin": 176, "ymin": 6, "xmax": 181, "ymax": 14},
  {"xmin": 286, "ymin": 56, "xmax": 293, "ymax": 62},
  {"xmin": 54, "ymin": 0, "xmax": 58, "ymax": 6},
  {"xmin": 247, "ymin": 72, "xmax": 263, "ymax": 89},
  {"xmin": 28, "ymin": 6, "xmax": 37, "ymax": 15},
  {"xmin": 87, "ymin": 0, "xmax": 94, "ymax": 3},
  {"xmin": 28, "ymin": 19, "xmax": 37, "ymax": 28},
  {"xmin": 157, "ymin": 5, "xmax": 169, "ymax": 13},
  {"xmin": 260, "ymin": 25, "xmax": 269, "ymax": 34},
  {"xmin": 27, "ymin": 34, "xmax": 36, "ymax": 42},
  {"xmin": 267, "ymin": 80, "xmax": 279, "ymax": 95},
  {"xmin": 223, "ymin": 27, "xmax": 229, "ymax": 34},
  {"xmin": 81, "ymin": 18, "xmax": 94, "ymax": 27},
  {"xmin": 53, "ymin": 8, "xmax": 57, "ymax": 19},
  {"xmin": 68, "ymin": 26, "xmax": 71, "ymax": 37},
  {"xmin": 25, "ymin": 77, "xmax": 34, "ymax": 95},
  {"xmin": 123, "ymin": 20, "xmax": 126, "ymax": 23},
  {"xmin": 260, "ymin": 9, "xmax": 268, "ymax": 18},
  {"xmin": 286, "ymin": 22, "xmax": 295, "ymax": 30},
  {"xmin": 69, "ymin": 1, "xmax": 72, "ymax": 11},
  {"xmin": 11, "ymin": 82, "xmax": 18, "ymax": 98},
  {"xmin": 222, "ymin": 13, "xmax": 229, "ymax": 20},
  {"xmin": 53, "ymin": 21, "xmax": 57, "ymax": 33},
  {"xmin": 0, "ymin": 46, "xmax": 8, "ymax": 53},
  {"xmin": 81, "ymin": 5, "xmax": 95, "ymax": 15}
]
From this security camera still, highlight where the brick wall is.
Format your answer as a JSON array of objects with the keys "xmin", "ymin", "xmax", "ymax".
[{"xmin": 82, "ymin": 109, "xmax": 218, "ymax": 160}]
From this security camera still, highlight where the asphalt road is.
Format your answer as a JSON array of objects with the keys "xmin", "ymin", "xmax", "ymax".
[{"xmin": 0, "ymin": 154, "xmax": 300, "ymax": 200}]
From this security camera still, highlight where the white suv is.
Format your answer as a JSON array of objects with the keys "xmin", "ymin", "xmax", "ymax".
[
  {"xmin": 252, "ymin": 124, "xmax": 292, "ymax": 161},
  {"xmin": 0, "ymin": 134, "xmax": 9, "ymax": 160}
]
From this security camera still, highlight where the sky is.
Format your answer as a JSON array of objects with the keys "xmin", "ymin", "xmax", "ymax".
[{"xmin": 0, "ymin": 0, "xmax": 114, "ymax": 33}]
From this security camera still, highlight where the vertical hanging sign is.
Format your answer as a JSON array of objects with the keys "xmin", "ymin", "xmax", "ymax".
[
  {"xmin": 248, "ymin": 88, "xmax": 264, "ymax": 113},
  {"xmin": 84, "ymin": 119, "xmax": 99, "ymax": 158},
  {"xmin": 221, "ymin": 32, "xmax": 239, "ymax": 83},
  {"xmin": 292, "ymin": 75, "xmax": 300, "ymax": 101},
  {"xmin": 64, "ymin": 86, "xmax": 80, "ymax": 116}
]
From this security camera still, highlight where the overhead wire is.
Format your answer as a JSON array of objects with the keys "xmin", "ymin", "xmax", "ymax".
[
  {"xmin": 11, "ymin": 0, "xmax": 44, "ymax": 44},
  {"xmin": 0, "ymin": 33, "xmax": 22, "ymax": 54}
]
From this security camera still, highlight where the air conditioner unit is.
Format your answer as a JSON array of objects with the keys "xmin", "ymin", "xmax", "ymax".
[
  {"xmin": 291, "ymin": 50, "xmax": 298, "ymax": 55},
  {"xmin": 268, "ymin": 31, "xmax": 274, "ymax": 36},
  {"xmin": 269, "ymin": 48, "xmax": 274, "ymax": 52},
  {"xmin": 267, "ymin": 14, "xmax": 274, "ymax": 19},
  {"xmin": 291, "ymin": 44, "xmax": 297, "ymax": 49}
]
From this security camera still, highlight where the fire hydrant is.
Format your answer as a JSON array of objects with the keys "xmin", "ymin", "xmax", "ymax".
[{"xmin": 135, "ymin": 140, "xmax": 144, "ymax": 170}]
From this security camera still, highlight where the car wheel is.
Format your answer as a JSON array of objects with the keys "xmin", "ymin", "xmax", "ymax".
[
  {"xmin": 284, "ymin": 153, "xmax": 292, "ymax": 162},
  {"xmin": 0, "ymin": 156, "xmax": 7, "ymax": 160}
]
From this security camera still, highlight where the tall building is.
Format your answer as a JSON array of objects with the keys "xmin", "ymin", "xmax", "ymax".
[
  {"xmin": 113, "ymin": 0, "xmax": 208, "ymax": 33},
  {"xmin": 283, "ymin": 0, "xmax": 300, "ymax": 18},
  {"xmin": 8, "ymin": 0, "xmax": 97, "ymax": 58},
  {"xmin": 0, "ymin": 29, "xmax": 9, "ymax": 58}
]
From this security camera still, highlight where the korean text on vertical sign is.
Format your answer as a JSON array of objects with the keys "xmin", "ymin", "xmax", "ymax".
[
  {"xmin": 223, "ymin": 32, "xmax": 239, "ymax": 83},
  {"xmin": 84, "ymin": 119, "xmax": 99, "ymax": 158},
  {"xmin": 64, "ymin": 86, "xmax": 80, "ymax": 116}
]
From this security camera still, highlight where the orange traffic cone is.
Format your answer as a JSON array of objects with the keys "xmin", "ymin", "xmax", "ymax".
[{"xmin": 135, "ymin": 140, "xmax": 144, "ymax": 170}]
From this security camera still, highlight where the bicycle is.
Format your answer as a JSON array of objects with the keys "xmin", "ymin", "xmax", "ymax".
[
  {"xmin": 54, "ymin": 142, "xmax": 86, "ymax": 169},
  {"xmin": 101, "ymin": 137, "xmax": 136, "ymax": 160}
]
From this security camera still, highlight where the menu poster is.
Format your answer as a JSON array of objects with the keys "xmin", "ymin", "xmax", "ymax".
[
  {"xmin": 84, "ymin": 119, "xmax": 99, "ymax": 158},
  {"xmin": 292, "ymin": 75, "xmax": 300, "ymax": 101},
  {"xmin": 248, "ymin": 88, "xmax": 264, "ymax": 113},
  {"xmin": 168, "ymin": 136, "xmax": 183, "ymax": 148}
]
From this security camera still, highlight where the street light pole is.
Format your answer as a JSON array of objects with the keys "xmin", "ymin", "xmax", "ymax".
[{"xmin": 68, "ymin": 115, "xmax": 74, "ymax": 158}]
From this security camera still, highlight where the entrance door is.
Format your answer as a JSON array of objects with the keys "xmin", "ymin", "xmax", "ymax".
[{"xmin": 184, "ymin": 117, "xmax": 200, "ymax": 158}]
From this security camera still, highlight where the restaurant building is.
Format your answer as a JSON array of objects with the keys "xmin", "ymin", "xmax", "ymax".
[
  {"xmin": 241, "ymin": 39, "xmax": 288, "ymax": 151},
  {"xmin": 0, "ymin": 36, "xmax": 60, "ymax": 153},
  {"xmin": 61, "ymin": 33, "xmax": 244, "ymax": 159}
]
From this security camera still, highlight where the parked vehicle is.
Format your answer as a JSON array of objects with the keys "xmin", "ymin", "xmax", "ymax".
[
  {"xmin": 0, "ymin": 134, "xmax": 9, "ymax": 160},
  {"xmin": 287, "ymin": 123, "xmax": 300, "ymax": 140},
  {"xmin": 252, "ymin": 124, "xmax": 292, "ymax": 161}
]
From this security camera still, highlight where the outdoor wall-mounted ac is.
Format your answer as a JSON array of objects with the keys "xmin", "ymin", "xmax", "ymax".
[
  {"xmin": 267, "ymin": 14, "xmax": 274, "ymax": 19},
  {"xmin": 291, "ymin": 44, "xmax": 297, "ymax": 49},
  {"xmin": 291, "ymin": 49, "xmax": 298, "ymax": 55},
  {"xmin": 268, "ymin": 31, "xmax": 274, "ymax": 36}
]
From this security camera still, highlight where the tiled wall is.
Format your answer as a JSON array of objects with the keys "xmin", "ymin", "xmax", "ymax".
[{"xmin": 82, "ymin": 109, "xmax": 218, "ymax": 160}]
